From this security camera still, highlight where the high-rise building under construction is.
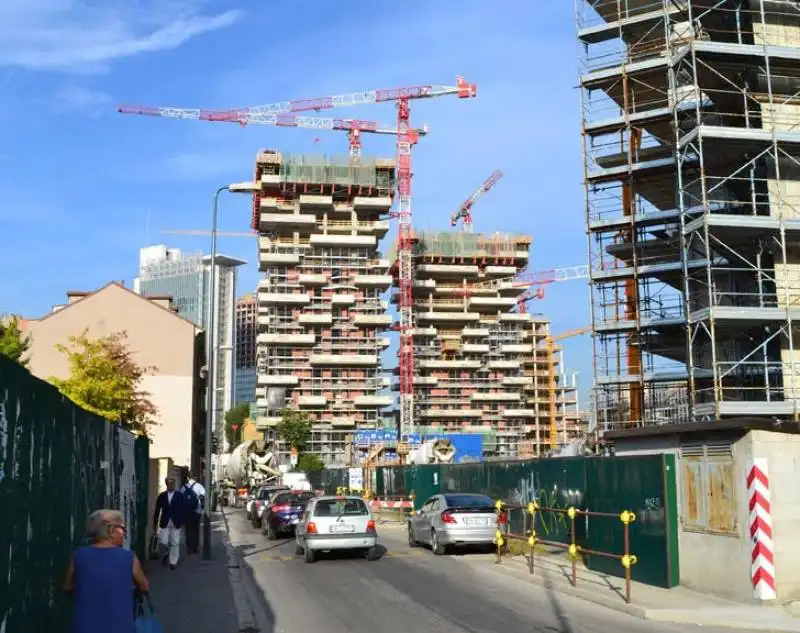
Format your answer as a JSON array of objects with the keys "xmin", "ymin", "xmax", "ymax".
[
  {"xmin": 253, "ymin": 150, "xmax": 396, "ymax": 464},
  {"xmin": 579, "ymin": 1, "xmax": 800, "ymax": 430}
]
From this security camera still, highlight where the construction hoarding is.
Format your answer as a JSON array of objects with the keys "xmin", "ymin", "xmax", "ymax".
[{"xmin": 0, "ymin": 355, "xmax": 150, "ymax": 632}]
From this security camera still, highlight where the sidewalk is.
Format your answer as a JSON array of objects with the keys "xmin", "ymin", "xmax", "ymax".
[
  {"xmin": 471, "ymin": 549, "xmax": 800, "ymax": 632},
  {"xmin": 144, "ymin": 513, "xmax": 241, "ymax": 633}
]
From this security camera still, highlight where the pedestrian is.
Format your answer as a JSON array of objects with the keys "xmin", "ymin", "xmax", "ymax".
[
  {"xmin": 63, "ymin": 509, "xmax": 150, "ymax": 633},
  {"xmin": 152, "ymin": 476, "xmax": 186, "ymax": 570},
  {"xmin": 180, "ymin": 467, "xmax": 206, "ymax": 555}
]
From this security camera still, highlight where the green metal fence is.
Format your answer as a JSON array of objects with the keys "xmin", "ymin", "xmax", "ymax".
[{"xmin": 0, "ymin": 355, "xmax": 150, "ymax": 632}]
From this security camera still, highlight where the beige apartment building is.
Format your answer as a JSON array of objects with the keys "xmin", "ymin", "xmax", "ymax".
[{"xmin": 22, "ymin": 282, "xmax": 205, "ymax": 469}]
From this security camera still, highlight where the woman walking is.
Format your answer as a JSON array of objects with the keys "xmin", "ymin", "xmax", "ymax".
[{"xmin": 63, "ymin": 509, "xmax": 150, "ymax": 633}]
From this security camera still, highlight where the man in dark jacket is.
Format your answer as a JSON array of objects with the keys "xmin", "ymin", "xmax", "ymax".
[{"xmin": 152, "ymin": 477, "xmax": 186, "ymax": 569}]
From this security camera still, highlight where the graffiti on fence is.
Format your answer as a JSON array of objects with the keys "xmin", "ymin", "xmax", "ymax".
[{"xmin": 508, "ymin": 470, "xmax": 584, "ymax": 537}]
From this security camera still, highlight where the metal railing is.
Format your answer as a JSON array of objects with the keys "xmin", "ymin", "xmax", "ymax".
[{"xmin": 494, "ymin": 500, "xmax": 638, "ymax": 603}]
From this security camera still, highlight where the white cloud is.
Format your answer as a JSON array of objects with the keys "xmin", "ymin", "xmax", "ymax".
[
  {"xmin": 0, "ymin": 0, "xmax": 242, "ymax": 73},
  {"xmin": 53, "ymin": 85, "xmax": 112, "ymax": 114}
]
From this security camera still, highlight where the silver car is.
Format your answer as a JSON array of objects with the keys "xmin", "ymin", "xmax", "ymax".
[
  {"xmin": 295, "ymin": 495, "xmax": 378, "ymax": 563},
  {"xmin": 408, "ymin": 493, "xmax": 498, "ymax": 555}
]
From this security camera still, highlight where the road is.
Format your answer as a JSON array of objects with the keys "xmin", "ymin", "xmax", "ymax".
[{"xmin": 225, "ymin": 509, "xmax": 759, "ymax": 633}]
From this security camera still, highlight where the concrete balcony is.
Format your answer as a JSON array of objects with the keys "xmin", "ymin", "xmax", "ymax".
[
  {"xmin": 354, "ymin": 395, "xmax": 393, "ymax": 407},
  {"xmin": 298, "ymin": 273, "xmax": 327, "ymax": 286},
  {"xmin": 462, "ymin": 343, "xmax": 490, "ymax": 353},
  {"xmin": 257, "ymin": 333, "xmax": 316, "ymax": 346},
  {"xmin": 310, "ymin": 234, "xmax": 376, "ymax": 247},
  {"xmin": 467, "ymin": 296, "xmax": 518, "ymax": 310},
  {"xmin": 503, "ymin": 409, "xmax": 535, "ymax": 418},
  {"xmin": 488, "ymin": 360, "xmax": 521, "ymax": 370},
  {"xmin": 331, "ymin": 294, "xmax": 356, "ymax": 306},
  {"xmin": 258, "ymin": 292, "xmax": 311, "ymax": 305},
  {"xmin": 413, "ymin": 376, "xmax": 439, "ymax": 385},
  {"xmin": 254, "ymin": 416, "xmax": 282, "ymax": 429},
  {"xmin": 353, "ymin": 196, "xmax": 393, "ymax": 212},
  {"xmin": 353, "ymin": 314, "xmax": 392, "ymax": 327},
  {"xmin": 258, "ymin": 374, "xmax": 300, "ymax": 386},
  {"xmin": 416, "ymin": 264, "xmax": 479, "ymax": 278},
  {"xmin": 259, "ymin": 251, "xmax": 301, "ymax": 266},
  {"xmin": 260, "ymin": 173, "xmax": 281, "ymax": 186},
  {"xmin": 485, "ymin": 265, "xmax": 519, "ymax": 276},
  {"xmin": 502, "ymin": 376, "xmax": 534, "ymax": 386},
  {"xmin": 381, "ymin": 377, "xmax": 392, "ymax": 387},
  {"xmin": 299, "ymin": 313, "xmax": 333, "ymax": 325},
  {"xmin": 500, "ymin": 313, "xmax": 532, "ymax": 322},
  {"xmin": 471, "ymin": 392, "xmax": 521, "ymax": 401},
  {"xmin": 368, "ymin": 259, "xmax": 390, "ymax": 271},
  {"xmin": 259, "ymin": 212, "xmax": 316, "ymax": 231},
  {"xmin": 259, "ymin": 197, "xmax": 295, "ymax": 213},
  {"xmin": 299, "ymin": 395, "xmax": 327, "ymax": 407},
  {"xmin": 325, "ymin": 220, "xmax": 390, "ymax": 237},
  {"xmin": 418, "ymin": 360, "xmax": 482, "ymax": 370},
  {"xmin": 411, "ymin": 327, "xmax": 437, "ymax": 337},
  {"xmin": 420, "ymin": 409, "xmax": 482, "ymax": 418},
  {"xmin": 298, "ymin": 194, "xmax": 334, "ymax": 211},
  {"xmin": 310, "ymin": 354, "xmax": 379, "ymax": 366},
  {"xmin": 331, "ymin": 418, "xmax": 356, "ymax": 427},
  {"xmin": 462, "ymin": 328, "xmax": 490, "ymax": 337},
  {"xmin": 353, "ymin": 274, "xmax": 392, "ymax": 288},
  {"xmin": 416, "ymin": 312, "xmax": 480, "ymax": 324},
  {"xmin": 414, "ymin": 279, "xmax": 436, "ymax": 290},
  {"xmin": 501, "ymin": 344, "xmax": 533, "ymax": 353}
]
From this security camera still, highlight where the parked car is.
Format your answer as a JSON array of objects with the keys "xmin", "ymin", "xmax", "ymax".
[
  {"xmin": 407, "ymin": 493, "xmax": 499, "ymax": 555},
  {"xmin": 249, "ymin": 485, "xmax": 289, "ymax": 528},
  {"xmin": 263, "ymin": 490, "xmax": 315, "ymax": 539},
  {"xmin": 295, "ymin": 495, "xmax": 378, "ymax": 563}
]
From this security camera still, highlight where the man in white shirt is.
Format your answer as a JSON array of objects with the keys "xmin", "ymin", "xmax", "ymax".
[{"xmin": 181, "ymin": 468, "xmax": 206, "ymax": 555}]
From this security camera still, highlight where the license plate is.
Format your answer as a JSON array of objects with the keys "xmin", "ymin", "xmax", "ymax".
[
  {"xmin": 464, "ymin": 518, "xmax": 488, "ymax": 526},
  {"xmin": 335, "ymin": 524, "xmax": 355, "ymax": 533}
]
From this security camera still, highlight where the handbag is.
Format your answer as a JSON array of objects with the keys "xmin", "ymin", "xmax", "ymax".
[
  {"xmin": 148, "ymin": 533, "xmax": 160, "ymax": 560},
  {"xmin": 135, "ymin": 593, "xmax": 164, "ymax": 633}
]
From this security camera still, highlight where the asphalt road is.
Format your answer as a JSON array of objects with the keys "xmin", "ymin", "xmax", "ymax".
[{"xmin": 226, "ymin": 509, "xmax": 759, "ymax": 633}]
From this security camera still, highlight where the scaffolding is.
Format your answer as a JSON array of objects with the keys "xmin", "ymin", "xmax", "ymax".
[
  {"xmin": 257, "ymin": 150, "xmax": 395, "ymax": 189},
  {"xmin": 579, "ymin": 0, "xmax": 800, "ymax": 431},
  {"xmin": 411, "ymin": 231, "xmax": 533, "ymax": 259}
]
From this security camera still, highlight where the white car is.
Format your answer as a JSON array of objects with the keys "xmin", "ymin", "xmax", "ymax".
[{"xmin": 295, "ymin": 495, "xmax": 378, "ymax": 563}]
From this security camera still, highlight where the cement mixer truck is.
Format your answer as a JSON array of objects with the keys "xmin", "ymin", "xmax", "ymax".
[
  {"xmin": 408, "ymin": 438, "xmax": 457, "ymax": 465},
  {"xmin": 220, "ymin": 440, "xmax": 281, "ymax": 507}
]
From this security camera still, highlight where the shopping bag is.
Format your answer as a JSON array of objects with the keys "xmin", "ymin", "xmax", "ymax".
[
  {"xmin": 135, "ymin": 593, "xmax": 164, "ymax": 633},
  {"xmin": 148, "ymin": 533, "xmax": 160, "ymax": 560}
]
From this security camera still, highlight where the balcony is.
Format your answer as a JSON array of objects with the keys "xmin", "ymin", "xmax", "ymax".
[
  {"xmin": 257, "ymin": 374, "xmax": 299, "ymax": 386},
  {"xmin": 420, "ymin": 409, "xmax": 482, "ymax": 418},
  {"xmin": 259, "ymin": 197, "xmax": 295, "ymax": 213},
  {"xmin": 331, "ymin": 294, "xmax": 356, "ymax": 306},
  {"xmin": 353, "ymin": 314, "xmax": 392, "ymax": 327},
  {"xmin": 310, "ymin": 234, "xmax": 376, "ymax": 247},
  {"xmin": 501, "ymin": 344, "xmax": 533, "ymax": 353},
  {"xmin": 487, "ymin": 360, "xmax": 521, "ymax": 370},
  {"xmin": 259, "ymin": 213, "xmax": 316, "ymax": 231},
  {"xmin": 298, "ymin": 194, "xmax": 334, "ymax": 211},
  {"xmin": 462, "ymin": 343, "xmax": 490, "ymax": 353},
  {"xmin": 467, "ymin": 296, "xmax": 518, "ymax": 310},
  {"xmin": 298, "ymin": 274, "xmax": 327, "ymax": 285},
  {"xmin": 325, "ymin": 220, "xmax": 390, "ymax": 237},
  {"xmin": 299, "ymin": 395, "xmax": 327, "ymax": 407},
  {"xmin": 462, "ymin": 328, "xmax": 490, "ymax": 337},
  {"xmin": 353, "ymin": 274, "xmax": 393, "ymax": 288},
  {"xmin": 485, "ymin": 265, "xmax": 519, "ymax": 276},
  {"xmin": 354, "ymin": 395, "xmax": 394, "ymax": 407},
  {"xmin": 309, "ymin": 354, "xmax": 379, "ymax": 366},
  {"xmin": 368, "ymin": 259, "xmax": 390, "ymax": 270},
  {"xmin": 471, "ymin": 392, "xmax": 521, "ymax": 401},
  {"xmin": 353, "ymin": 196, "xmax": 393, "ymax": 212},
  {"xmin": 258, "ymin": 292, "xmax": 311, "ymax": 305},
  {"xmin": 503, "ymin": 409, "xmax": 535, "ymax": 418},
  {"xmin": 500, "ymin": 313, "xmax": 532, "ymax": 322},
  {"xmin": 418, "ymin": 360, "xmax": 482, "ymax": 370},
  {"xmin": 257, "ymin": 333, "xmax": 316, "ymax": 345},
  {"xmin": 416, "ymin": 264, "xmax": 479, "ymax": 278},
  {"xmin": 416, "ymin": 312, "xmax": 480, "ymax": 323},
  {"xmin": 254, "ymin": 416, "xmax": 282, "ymax": 429},
  {"xmin": 299, "ymin": 313, "xmax": 333, "ymax": 325},
  {"xmin": 411, "ymin": 327, "xmax": 437, "ymax": 337},
  {"xmin": 502, "ymin": 376, "xmax": 533, "ymax": 386},
  {"xmin": 331, "ymin": 418, "xmax": 356, "ymax": 427}
]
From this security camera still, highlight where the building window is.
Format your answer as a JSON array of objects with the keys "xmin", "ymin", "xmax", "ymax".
[{"xmin": 680, "ymin": 442, "xmax": 737, "ymax": 535}]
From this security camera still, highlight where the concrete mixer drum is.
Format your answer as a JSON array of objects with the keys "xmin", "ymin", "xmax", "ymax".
[{"xmin": 432, "ymin": 439, "xmax": 456, "ymax": 464}]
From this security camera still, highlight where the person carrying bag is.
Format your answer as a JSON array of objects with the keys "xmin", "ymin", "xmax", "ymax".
[{"xmin": 135, "ymin": 593, "xmax": 164, "ymax": 633}]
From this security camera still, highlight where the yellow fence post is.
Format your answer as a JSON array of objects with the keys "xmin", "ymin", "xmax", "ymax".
[
  {"xmin": 567, "ymin": 507, "xmax": 580, "ymax": 587},
  {"xmin": 494, "ymin": 499, "xmax": 505, "ymax": 565},
  {"xmin": 619, "ymin": 510, "xmax": 638, "ymax": 603},
  {"xmin": 527, "ymin": 501, "xmax": 538, "ymax": 575}
]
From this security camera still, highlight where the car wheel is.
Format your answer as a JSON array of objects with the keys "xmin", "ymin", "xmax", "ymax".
[
  {"xmin": 304, "ymin": 544, "xmax": 316, "ymax": 564},
  {"xmin": 365, "ymin": 546, "xmax": 378, "ymax": 561},
  {"xmin": 431, "ymin": 530, "xmax": 446, "ymax": 556},
  {"xmin": 266, "ymin": 524, "xmax": 277, "ymax": 541},
  {"xmin": 408, "ymin": 526, "xmax": 418, "ymax": 547},
  {"xmin": 295, "ymin": 542, "xmax": 304, "ymax": 556}
]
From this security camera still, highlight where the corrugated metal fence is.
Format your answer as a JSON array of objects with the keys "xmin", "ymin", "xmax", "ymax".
[{"xmin": 0, "ymin": 355, "xmax": 149, "ymax": 633}]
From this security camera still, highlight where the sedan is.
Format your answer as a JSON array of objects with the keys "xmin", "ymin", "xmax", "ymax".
[
  {"xmin": 408, "ymin": 493, "xmax": 501, "ymax": 555},
  {"xmin": 251, "ymin": 485, "xmax": 289, "ymax": 529},
  {"xmin": 295, "ymin": 495, "xmax": 378, "ymax": 563},
  {"xmin": 263, "ymin": 490, "xmax": 315, "ymax": 540}
]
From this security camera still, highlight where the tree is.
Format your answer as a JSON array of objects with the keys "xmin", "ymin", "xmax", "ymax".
[
  {"xmin": 49, "ymin": 330, "xmax": 157, "ymax": 435},
  {"xmin": 276, "ymin": 408, "xmax": 312, "ymax": 451},
  {"xmin": 297, "ymin": 453, "xmax": 324, "ymax": 473},
  {"xmin": 0, "ymin": 315, "xmax": 31, "ymax": 367},
  {"xmin": 224, "ymin": 402, "xmax": 250, "ymax": 449}
]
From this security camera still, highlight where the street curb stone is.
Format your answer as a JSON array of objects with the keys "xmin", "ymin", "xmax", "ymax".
[{"xmin": 218, "ymin": 509, "xmax": 259, "ymax": 632}]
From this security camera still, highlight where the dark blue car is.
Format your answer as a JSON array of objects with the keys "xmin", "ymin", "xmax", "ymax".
[{"xmin": 263, "ymin": 491, "xmax": 315, "ymax": 540}]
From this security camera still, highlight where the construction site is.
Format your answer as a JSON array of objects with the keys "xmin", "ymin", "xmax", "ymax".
[{"xmin": 579, "ymin": 0, "xmax": 800, "ymax": 431}]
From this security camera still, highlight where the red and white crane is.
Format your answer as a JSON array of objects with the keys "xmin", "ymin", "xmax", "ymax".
[
  {"xmin": 119, "ymin": 77, "xmax": 478, "ymax": 437},
  {"xmin": 450, "ymin": 169, "xmax": 503, "ymax": 232}
]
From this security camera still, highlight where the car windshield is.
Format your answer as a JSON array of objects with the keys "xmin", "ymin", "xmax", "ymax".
[
  {"xmin": 258, "ymin": 489, "xmax": 274, "ymax": 500},
  {"xmin": 273, "ymin": 492, "xmax": 314, "ymax": 506},
  {"xmin": 445, "ymin": 494, "xmax": 494, "ymax": 509},
  {"xmin": 313, "ymin": 498, "xmax": 369, "ymax": 517}
]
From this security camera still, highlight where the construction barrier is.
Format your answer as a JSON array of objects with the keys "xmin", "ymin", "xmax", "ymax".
[{"xmin": 494, "ymin": 500, "xmax": 639, "ymax": 604}]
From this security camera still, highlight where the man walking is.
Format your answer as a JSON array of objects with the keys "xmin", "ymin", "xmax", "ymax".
[
  {"xmin": 180, "ymin": 468, "xmax": 206, "ymax": 555},
  {"xmin": 152, "ymin": 477, "xmax": 186, "ymax": 570}
]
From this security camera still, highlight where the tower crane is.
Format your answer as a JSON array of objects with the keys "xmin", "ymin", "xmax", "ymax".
[
  {"xmin": 161, "ymin": 230, "xmax": 255, "ymax": 237},
  {"xmin": 450, "ymin": 170, "xmax": 503, "ymax": 232},
  {"xmin": 546, "ymin": 327, "xmax": 592, "ymax": 451},
  {"xmin": 121, "ymin": 76, "xmax": 478, "ymax": 438}
]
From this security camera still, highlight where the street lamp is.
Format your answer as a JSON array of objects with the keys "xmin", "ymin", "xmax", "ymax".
[{"xmin": 203, "ymin": 180, "xmax": 260, "ymax": 561}]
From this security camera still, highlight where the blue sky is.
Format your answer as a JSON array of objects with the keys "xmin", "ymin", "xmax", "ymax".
[{"xmin": 0, "ymin": 0, "xmax": 593, "ymax": 400}]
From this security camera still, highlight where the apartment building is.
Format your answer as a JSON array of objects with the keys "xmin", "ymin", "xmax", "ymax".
[
  {"xmin": 234, "ymin": 293, "xmax": 258, "ymax": 410},
  {"xmin": 252, "ymin": 150, "xmax": 396, "ymax": 464}
]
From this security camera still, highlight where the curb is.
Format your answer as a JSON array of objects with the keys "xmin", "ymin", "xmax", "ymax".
[
  {"xmin": 218, "ymin": 509, "xmax": 259, "ymax": 633},
  {"xmin": 472, "ymin": 555, "xmax": 799, "ymax": 632}
]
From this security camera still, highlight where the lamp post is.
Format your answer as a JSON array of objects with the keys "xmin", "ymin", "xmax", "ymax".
[{"xmin": 203, "ymin": 181, "xmax": 260, "ymax": 561}]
